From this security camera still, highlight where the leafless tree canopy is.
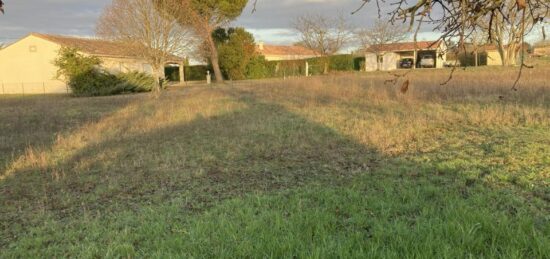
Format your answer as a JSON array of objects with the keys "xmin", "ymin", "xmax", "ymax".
[
  {"xmin": 293, "ymin": 13, "xmax": 351, "ymax": 56},
  {"xmin": 353, "ymin": 0, "xmax": 548, "ymax": 45},
  {"xmin": 96, "ymin": 0, "xmax": 194, "ymax": 91},
  {"xmin": 0, "ymin": 0, "xmax": 4, "ymax": 14},
  {"xmin": 356, "ymin": 20, "xmax": 408, "ymax": 52}
]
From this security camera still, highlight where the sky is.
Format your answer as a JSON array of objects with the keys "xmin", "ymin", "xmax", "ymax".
[{"xmin": 0, "ymin": 0, "xmax": 444, "ymax": 48}]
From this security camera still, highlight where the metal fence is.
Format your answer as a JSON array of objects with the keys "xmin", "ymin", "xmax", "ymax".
[{"xmin": 0, "ymin": 82, "xmax": 70, "ymax": 95}]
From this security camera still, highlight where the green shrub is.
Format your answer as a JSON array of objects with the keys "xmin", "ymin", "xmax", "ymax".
[
  {"xmin": 68, "ymin": 70, "xmax": 121, "ymax": 96},
  {"xmin": 115, "ymin": 71, "xmax": 155, "ymax": 93},
  {"xmin": 185, "ymin": 65, "xmax": 212, "ymax": 81},
  {"xmin": 267, "ymin": 60, "xmax": 307, "ymax": 77},
  {"xmin": 245, "ymin": 56, "xmax": 270, "ymax": 79},
  {"xmin": 216, "ymin": 27, "xmax": 257, "ymax": 80},
  {"xmin": 54, "ymin": 47, "xmax": 102, "ymax": 81},
  {"xmin": 54, "ymin": 47, "xmax": 154, "ymax": 96},
  {"xmin": 353, "ymin": 57, "xmax": 365, "ymax": 71},
  {"xmin": 329, "ymin": 55, "xmax": 355, "ymax": 71}
]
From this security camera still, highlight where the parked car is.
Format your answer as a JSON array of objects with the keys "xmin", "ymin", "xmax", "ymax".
[
  {"xmin": 420, "ymin": 55, "xmax": 435, "ymax": 68},
  {"xmin": 399, "ymin": 58, "xmax": 414, "ymax": 69},
  {"xmin": 444, "ymin": 60, "xmax": 461, "ymax": 67}
]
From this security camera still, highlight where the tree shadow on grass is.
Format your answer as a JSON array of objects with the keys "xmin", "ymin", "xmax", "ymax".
[
  {"xmin": 0, "ymin": 88, "xmax": 379, "ymax": 247},
  {"xmin": 1, "ymin": 85, "xmax": 548, "ymax": 255},
  {"xmin": 0, "ymin": 94, "xmax": 142, "ymax": 172}
]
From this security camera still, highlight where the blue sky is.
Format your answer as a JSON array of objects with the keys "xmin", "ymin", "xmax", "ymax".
[{"xmin": 1, "ymin": 0, "xmax": 541, "ymax": 50}]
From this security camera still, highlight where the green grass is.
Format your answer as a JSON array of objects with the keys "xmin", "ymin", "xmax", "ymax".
[{"xmin": 1, "ymin": 68, "xmax": 549, "ymax": 257}]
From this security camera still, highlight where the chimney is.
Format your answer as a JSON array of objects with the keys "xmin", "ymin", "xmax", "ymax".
[{"xmin": 258, "ymin": 41, "xmax": 264, "ymax": 50}]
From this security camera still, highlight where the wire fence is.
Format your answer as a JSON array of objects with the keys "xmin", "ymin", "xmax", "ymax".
[{"xmin": 0, "ymin": 82, "xmax": 70, "ymax": 95}]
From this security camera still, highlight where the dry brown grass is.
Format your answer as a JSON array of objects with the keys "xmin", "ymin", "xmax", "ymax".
[{"xmin": 240, "ymin": 66, "xmax": 549, "ymax": 155}]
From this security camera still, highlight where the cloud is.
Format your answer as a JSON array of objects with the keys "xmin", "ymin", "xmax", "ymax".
[
  {"xmin": 0, "ymin": 0, "xmax": 444, "ymax": 46},
  {"xmin": 0, "ymin": 0, "xmax": 110, "ymax": 43}
]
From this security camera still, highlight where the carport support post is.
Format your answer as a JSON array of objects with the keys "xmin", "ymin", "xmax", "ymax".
[
  {"xmin": 413, "ymin": 50, "xmax": 417, "ymax": 69},
  {"xmin": 305, "ymin": 61, "xmax": 309, "ymax": 77}
]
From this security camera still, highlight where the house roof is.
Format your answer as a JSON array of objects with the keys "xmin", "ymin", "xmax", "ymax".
[
  {"xmin": 365, "ymin": 40, "xmax": 443, "ymax": 52},
  {"xmin": 257, "ymin": 44, "xmax": 318, "ymax": 57},
  {"xmin": 31, "ymin": 33, "xmax": 183, "ymax": 61},
  {"xmin": 534, "ymin": 40, "xmax": 550, "ymax": 48},
  {"xmin": 477, "ymin": 43, "xmax": 529, "ymax": 52}
]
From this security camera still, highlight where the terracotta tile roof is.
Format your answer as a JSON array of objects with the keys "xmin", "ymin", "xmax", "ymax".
[
  {"xmin": 257, "ymin": 44, "xmax": 319, "ymax": 57},
  {"xmin": 31, "ymin": 33, "xmax": 183, "ymax": 61},
  {"xmin": 365, "ymin": 40, "xmax": 443, "ymax": 52},
  {"xmin": 479, "ymin": 43, "xmax": 529, "ymax": 52}
]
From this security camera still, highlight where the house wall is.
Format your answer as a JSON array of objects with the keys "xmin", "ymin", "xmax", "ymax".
[
  {"xmin": 436, "ymin": 51, "xmax": 446, "ymax": 68},
  {"xmin": 381, "ymin": 53, "xmax": 399, "ymax": 71},
  {"xmin": 486, "ymin": 51, "xmax": 503, "ymax": 66},
  {"xmin": 436, "ymin": 43, "xmax": 447, "ymax": 68},
  {"xmin": 0, "ymin": 35, "xmax": 68, "ymax": 94},
  {"xmin": 100, "ymin": 57, "xmax": 155, "ymax": 76},
  {"xmin": 365, "ymin": 53, "xmax": 377, "ymax": 71},
  {"xmin": 533, "ymin": 46, "xmax": 550, "ymax": 57},
  {"xmin": 0, "ymin": 35, "xmax": 157, "ymax": 95}
]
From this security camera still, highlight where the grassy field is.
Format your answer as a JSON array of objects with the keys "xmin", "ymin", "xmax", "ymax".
[{"xmin": 1, "ymin": 66, "xmax": 549, "ymax": 257}]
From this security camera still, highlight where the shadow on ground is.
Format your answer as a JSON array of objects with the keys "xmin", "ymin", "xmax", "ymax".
[{"xmin": 0, "ymin": 84, "xmax": 548, "ymax": 256}]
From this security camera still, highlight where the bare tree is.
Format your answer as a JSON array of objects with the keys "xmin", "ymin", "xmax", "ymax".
[
  {"xmin": 477, "ymin": 0, "xmax": 535, "ymax": 66},
  {"xmin": 469, "ymin": 29, "xmax": 488, "ymax": 67},
  {"xmin": 351, "ymin": 1, "xmax": 548, "ymax": 58},
  {"xmin": 96, "ymin": 0, "xmax": 193, "ymax": 93},
  {"xmin": 293, "ymin": 13, "xmax": 351, "ymax": 73},
  {"xmin": 356, "ymin": 19, "xmax": 408, "ymax": 70},
  {"xmin": 0, "ymin": 0, "xmax": 4, "ymax": 14},
  {"xmin": 348, "ymin": 0, "xmax": 548, "ymax": 89}
]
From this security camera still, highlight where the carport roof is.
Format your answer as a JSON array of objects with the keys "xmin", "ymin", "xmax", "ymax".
[{"xmin": 365, "ymin": 40, "xmax": 443, "ymax": 53}]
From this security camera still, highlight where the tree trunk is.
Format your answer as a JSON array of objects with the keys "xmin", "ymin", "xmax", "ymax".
[
  {"xmin": 497, "ymin": 43, "xmax": 508, "ymax": 66},
  {"xmin": 207, "ymin": 33, "xmax": 223, "ymax": 82},
  {"xmin": 507, "ymin": 44, "xmax": 518, "ymax": 66},
  {"xmin": 152, "ymin": 65, "xmax": 164, "ymax": 94}
]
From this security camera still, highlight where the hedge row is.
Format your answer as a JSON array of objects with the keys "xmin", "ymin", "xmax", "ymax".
[{"xmin": 184, "ymin": 55, "xmax": 365, "ymax": 81}]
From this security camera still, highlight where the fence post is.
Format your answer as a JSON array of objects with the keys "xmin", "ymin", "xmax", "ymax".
[
  {"xmin": 21, "ymin": 82, "xmax": 24, "ymax": 95},
  {"xmin": 305, "ymin": 61, "xmax": 309, "ymax": 77}
]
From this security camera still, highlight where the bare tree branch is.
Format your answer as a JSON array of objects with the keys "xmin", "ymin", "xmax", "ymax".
[
  {"xmin": 293, "ymin": 13, "xmax": 352, "ymax": 56},
  {"xmin": 96, "ymin": 0, "xmax": 194, "ymax": 93}
]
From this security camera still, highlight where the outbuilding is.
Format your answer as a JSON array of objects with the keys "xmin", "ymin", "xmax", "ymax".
[{"xmin": 363, "ymin": 40, "xmax": 447, "ymax": 71}]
